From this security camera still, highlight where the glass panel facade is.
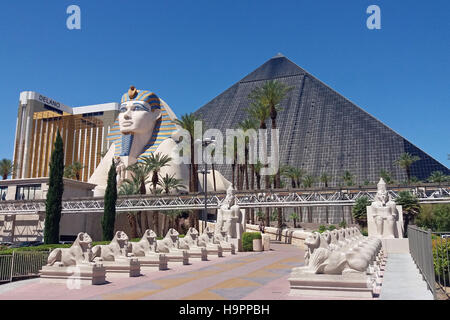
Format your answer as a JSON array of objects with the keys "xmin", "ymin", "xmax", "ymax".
[{"xmin": 15, "ymin": 184, "xmax": 41, "ymax": 200}]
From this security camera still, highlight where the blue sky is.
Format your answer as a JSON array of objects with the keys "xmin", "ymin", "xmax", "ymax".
[{"xmin": 0, "ymin": 0, "xmax": 449, "ymax": 167}]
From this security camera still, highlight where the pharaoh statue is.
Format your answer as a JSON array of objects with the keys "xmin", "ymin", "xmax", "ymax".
[
  {"xmin": 89, "ymin": 86, "xmax": 231, "ymax": 195},
  {"xmin": 215, "ymin": 185, "xmax": 245, "ymax": 241},
  {"xmin": 367, "ymin": 178, "xmax": 403, "ymax": 239}
]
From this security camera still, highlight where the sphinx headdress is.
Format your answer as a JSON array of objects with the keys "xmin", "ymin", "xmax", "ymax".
[{"xmin": 107, "ymin": 86, "xmax": 176, "ymax": 157}]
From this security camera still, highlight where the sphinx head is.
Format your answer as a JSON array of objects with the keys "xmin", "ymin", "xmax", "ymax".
[
  {"xmin": 187, "ymin": 227, "xmax": 199, "ymax": 240},
  {"xmin": 75, "ymin": 232, "xmax": 92, "ymax": 250},
  {"xmin": 113, "ymin": 231, "xmax": 129, "ymax": 247},
  {"xmin": 119, "ymin": 86, "xmax": 162, "ymax": 135},
  {"xmin": 143, "ymin": 229, "xmax": 157, "ymax": 242}
]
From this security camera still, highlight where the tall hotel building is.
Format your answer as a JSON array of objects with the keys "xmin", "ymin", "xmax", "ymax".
[{"xmin": 13, "ymin": 92, "xmax": 119, "ymax": 182}]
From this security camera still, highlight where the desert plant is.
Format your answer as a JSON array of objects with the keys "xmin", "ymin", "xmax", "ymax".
[
  {"xmin": 352, "ymin": 196, "xmax": 372, "ymax": 227},
  {"xmin": 242, "ymin": 232, "xmax": 262, "ymax": 251}
]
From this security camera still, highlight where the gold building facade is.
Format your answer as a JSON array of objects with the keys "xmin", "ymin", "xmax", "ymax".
[{"xmin": 13, "ymin": 92, "xmax": 118, "ymax": 182}]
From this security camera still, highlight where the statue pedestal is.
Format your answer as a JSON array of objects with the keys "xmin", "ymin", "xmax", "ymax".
[
  {"xmin": 229, "ymin": 238, "xmax": 243, "ymax": 252},
  {"xmin": 39, "ymin": 262, "xmax": 107, "ymax": 285},
  {"xmin": 98, "ymin": 257, "xmax": 141, "ymax": 277},
  {"xmin": 185, "ymin": 246, "xmax": 208, "ymax": 261},
  {"xmin": 262, "ymin": 234, "xmax": 271, "ymax": 251},
  {"xmin": 136, "ymin": 253, "xmax": 168, "ymax": 271},
  {"xmin": 381, "ymin": 238, "xmax": 410, "ymax": 254},
  {"xmin": 203, "ymin": 244, "xmax": 223, "ymax": 258},
  {"xmin": 165, "ymin": 249, "xmax": 190, "ymax": 265},
  {"xmin": 367, "ymin": 205, "xmax": 404, "ymax": 239},
  {"xmin": 288, "ymin": 272, "xmax": 374, "ymax": 299}
]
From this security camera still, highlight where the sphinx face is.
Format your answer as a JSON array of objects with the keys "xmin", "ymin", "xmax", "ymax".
[{"xmin": 118, "ymin": 101, "xmax": 161, "ymax": 134}]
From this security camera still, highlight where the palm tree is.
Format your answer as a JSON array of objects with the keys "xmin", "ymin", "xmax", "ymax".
[
  {"xmin": 140, "ymin": 153, "xmax": 172, "ymax": 194},
  {"xmin": 158, "ymin": 173, "xmax": 187, "ymax": 194},
  {"xmin": 289, "ymin": 212, "xmax": 298, "ymax": 228},
  {"xmin": 246, "ymin": 101, "xmax": 270, "ymax": 189},
  {"xmin": 248, "ymin": 80, "xmax": 292, "ymax": 189},
  {"xmin": 173, "ymin": 113, "xmax": 200, "ymax": 193},
  {"xmin": 428, "ymin": 171, "xmax": 447, "ymax": 185},
  {"xmin": 395, "ymin": 153, "xmax": 420, "ymax": 182},
  {"xmin": 0, "ymin": 159, "xmax": 14, "ymax": 180},
  {"xmin": 320, "ymin": 172, "xmax": 330, "ymax": 188},
  {"xmin": 395, "ymin": 191, "xmax": 421, "ymax": 237},
  {"xmin": 174, "ymin": 113, "xmax": 201, "ymax": 230},
  {"xmin": 238, "ymin": 118, "xmax": 258, "ymax": 190},
  {"xmin": 281, "ymin": 165, "xmax": 296, "ymax": 188},
  {"xmin": 63, "ymin": 165, "xmax": 76, "ymax": 179},
  {"xmin": 352, "ymin": 196, "xmax": 372, "ymax": 228},
  {"xmin": 380, "ymin": 169, "xmax": 394, "ymax": 184},
  {"xmin": 342, "ymin": 171, "xmax": 354, "ymax": 186},
  {"xmin": 72, "ymin": 161, "xmax": 85, "ymax": 180},
  {"xmin": 303, "ymin": 175, "xmax": 315, "ymax": 188},
  {"xmin": 125, "ymin": 162, "xmax": 152, "ymax": 235},
  {"xmin": 319, "ymin": 172, "xmax": 331, "ymax": 223},
  {"xmin": 139, "ymin": 152, "xmax": 172, "ymax": 236},
  {"xmin": 118, "ymin": 179, "xmax": 140, "ymax": 238}
]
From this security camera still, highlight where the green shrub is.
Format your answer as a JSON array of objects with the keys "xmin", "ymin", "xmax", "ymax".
[
  {"xmin": 432, "ymin": 238, "xmax": 450, "ymax": 284},
  {"xmin": 339, "ymin": 220, "xmax": 347, "ymax": 228},
  {"xmin": 328, "ymin": 225, "xmax": 336, "ymax": 231},
  {"xmin": 318, "ymin": 225, "xmax": 327, "ymax": 233},
  {"xmin": 242, "ymin": 232, "xmax": 262, "ymax": 251},
  {"xmin": 361, "ymin": 228, "xmax": 368, "ymax": 236}
]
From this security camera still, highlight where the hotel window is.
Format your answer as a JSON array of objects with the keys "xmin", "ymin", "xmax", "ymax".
[
  {"xmin": 0, "ymin": 187, "xmax": 7, "ymax": 200},
  {"xmin": 15, "ymin": 184, "xmax": 41, "ymax": 200}
]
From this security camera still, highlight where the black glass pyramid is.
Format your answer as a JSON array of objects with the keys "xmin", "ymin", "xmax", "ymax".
[{"xmin": 194, "ymin": 55, "xmax": 449, "ymax": 186}]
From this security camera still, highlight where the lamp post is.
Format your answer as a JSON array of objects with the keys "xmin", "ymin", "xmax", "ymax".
[{"xmin": 196, "ymin": 137, "xmax": 215, "ymax": 232}]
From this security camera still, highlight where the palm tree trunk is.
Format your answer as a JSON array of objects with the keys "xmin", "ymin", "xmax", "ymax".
[
  {"xmin": 153, "ymin": 211, "xmax": 159, "ymax": 236},
  {"xmin": 127, "ymin": 213, "xmax": 138, "ymax": 238}
]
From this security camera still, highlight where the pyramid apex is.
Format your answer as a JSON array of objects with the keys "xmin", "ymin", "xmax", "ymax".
[{"xmin": 272, "ymin": 52, "xmax": 285, "ymax": 59}]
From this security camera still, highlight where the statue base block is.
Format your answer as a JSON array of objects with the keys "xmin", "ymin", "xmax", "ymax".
[
  {"xmin": 165, "ymin": 250, "xmax": 190, "ymax": 265},
  {"xmin": 219, "ymin": 242, "xmax": 236, "ymax": 255},
  {"xmin": 39, "ymin": 263, "xmax": 107, "ymax": 285},
  {"xmin": 204, "ymin": 245, "xmax": 223, "ymax": 258},
  {"xmin": 381, "ymin": 238, "xmax": 409, "ymax": 254},
  {"xmin": 288, "ymin": 273, "xmax": 374, "ymax": 299},
  {"xmin": 186, "ymin": 247, "xmax": 208, "ymax": 261},
  {"xmin": 100, "ymin": 257, "xmax": 141, "ymax": 277},
  {"xmin": 229, "ymin": 238, "xmax": 243, "ymax": 252},
  {"xmin": 262, "ymin": 234, "xmax": 271, "ymax": 251},
  {"xmin": 137, "ymin": 253, "xmax": 168, "ymax": 271}
]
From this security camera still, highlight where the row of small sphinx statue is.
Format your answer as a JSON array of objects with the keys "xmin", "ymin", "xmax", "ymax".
[
  {"xmin": 292, "ymin": 227, "xmax": 385, "ymax": 276},
  {"xmin": 39, "ymin": 226, "xmax": 236, "ymax": 284}
]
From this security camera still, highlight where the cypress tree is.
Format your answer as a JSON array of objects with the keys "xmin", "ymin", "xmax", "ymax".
[
  {"xmin": 44, "ymin": 131, "xmax": 64, "ymax": 244},
  {"xmin": 102, "ymin": 159, "xmax": 117, "ymax": 241}
]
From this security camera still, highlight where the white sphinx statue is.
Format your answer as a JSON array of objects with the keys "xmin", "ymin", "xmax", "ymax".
[
  {"xmin": 91, "ymin": 231, "xmax": 140, "ymax": 277},
  {"xmin": 129, "ymin": 229, "xmax": 169, "ymax": 271},
  {"xmin": 156, "ymin": 228, "xmax": 190, "ymax": 265},
  {"xmin": 39, "ymin": 232, "xmax": 106, "ymax": 285},
  {"xmin": 289, "ymin": 227, "xmax": 386, "ymax": 298},
  {"xmin": 367, "ymin": 178, "xmax": 404, "ymax": 239},
  {"xmin": 214, "ymin": 185, "xmax": 245, "ymax": 251},
  {"xmin": 197, "ymin": 226, "xmax": 224, "ymax": 257},
  {"xmin": 179, "ymin": 227, "xmax": 208, "ymax": 261},
  {"xmin": 88, "ymin": 86, "xmax": 231, "ymax": 195}
]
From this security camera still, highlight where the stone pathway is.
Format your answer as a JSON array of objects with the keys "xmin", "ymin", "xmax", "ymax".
[
  {"xmin": 379, "ymin": 253, "xmax": 434, "ymax": 300},
  {"xmin": 0, "ymin": 243, "xmax": 305, "ymax": 300}
]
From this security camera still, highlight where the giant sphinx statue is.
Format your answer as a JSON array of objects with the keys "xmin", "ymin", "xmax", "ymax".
[
  {"xmin": 367, "ymin": 178, "xmax": 404, "ymax": 239},
  {"xmin": 89, "ymin": 86, "xmax": 231, "ymax": 195}
]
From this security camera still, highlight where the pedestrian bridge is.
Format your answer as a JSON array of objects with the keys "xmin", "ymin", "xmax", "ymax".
[{"xmin": 0, "ymin": 184, "xmax": 448, "ymax": 215}]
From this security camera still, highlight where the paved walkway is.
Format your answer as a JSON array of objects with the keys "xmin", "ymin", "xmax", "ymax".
[
  {"xmin": 0, "ymin": 243, "xmax": 306, "ymax": 300},
  {"xmin": 379, "ymin": 253, "xmax": 434, "ymax": 300}
]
